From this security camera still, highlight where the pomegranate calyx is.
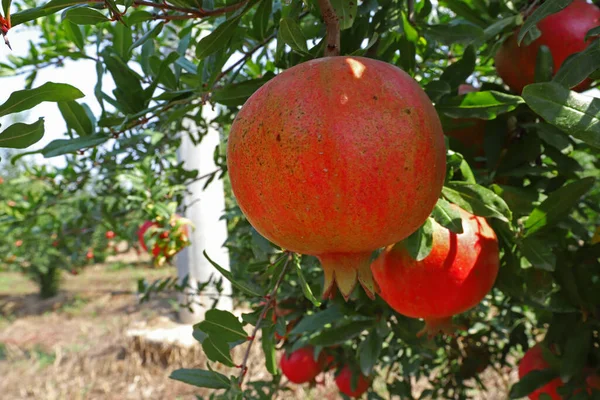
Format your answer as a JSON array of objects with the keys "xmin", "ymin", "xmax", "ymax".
[
  {"xmin": 417, "ymin": 317, "xmax": 464, "ymax": 338},
  {"xmin": 318, "ymin": 251, "xmax": 377, "ymax": 301}
]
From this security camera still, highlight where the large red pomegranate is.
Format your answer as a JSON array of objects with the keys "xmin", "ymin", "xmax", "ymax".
[
  {"xmin": 371, "ymin": 205, "xmax": 499, "ymax": 336},
  {"xmin": 495, "ymin": 0, "xmax": 600, "ymax": 93},
  {"xmin": 227, "ymin": 56, "xmax": 446, "ymax": 300},
  {"xmin": 335, "ymin": 366, "xmax": 371, "ymax": 398},
  {"xmin": 280, "ymin": 347, "xmax": 323, "ymax": 384}
]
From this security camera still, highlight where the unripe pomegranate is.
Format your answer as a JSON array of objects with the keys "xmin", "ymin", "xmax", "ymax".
[
  {"xmin": 445, "ymin": 84, "xmax": 486, "ymax": 156},
  {"xmin": 335, "ymin": 366, "xmax": 370, "ymax": 398},
  {"xmin": 371, "ymin": 206, "xmax": 499, "ymax": 336},
  {"xmin": 495, "ymin": 0, "xmax": 600, "ymax": 93},
  {"xmin": 228, "ymin": 56, "xmax": 446, "ymax": 300},
  {"xmin": 280, "ymin": 347, "xmax": 323, "ymax": 384},
  {"xmin": 105, "ymin": 231, "xmax": 115, "ymax": 239}
]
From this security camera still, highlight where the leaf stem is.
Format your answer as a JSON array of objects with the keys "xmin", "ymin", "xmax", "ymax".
[
  {"xmin": 237, "ymin": 252, "xmax": 292, "ymax": 387},
  {"xmin": 316, "ymin": 0, "xmax": 340, "ymax": 56}
]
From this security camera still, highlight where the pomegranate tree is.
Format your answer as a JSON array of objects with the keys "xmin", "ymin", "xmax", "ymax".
[
  {"xmin": 495, "ymin": 0, "xmax": 600, "ymax": 93},
  {"xmin": 371, "ymin": 205, "xmax": 499, "ymax": 336},
  {"xmin": 228, "ymin": 56, "xmax": 446, "ymax": 299}
]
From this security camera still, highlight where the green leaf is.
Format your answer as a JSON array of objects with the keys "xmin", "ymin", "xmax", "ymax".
[
  {"xmin": 64, "ymin": 7, "xmax": 109, "ymax": 25},
  {"xmin": 278, "ymin": 17, "xmax": 309, "ymax": 55},
  {"xmin": 402, "ymin": 218, "xmax": 434, "ymax": 261},
  {"xmin": 290, "ymin": 306, "xmax": 345, "ymax": 335},
  {"xmin": 585, "ymin": 26, "xmax": 600, "ymax": 41},
  {"xmin": 560, "ymin": 325, "xmax": 591, "ymax": 381},
  {"xmin": 310, "ymin": 319, "xmax": 374, "ymax": 347},
  {"xmin": 517, "ymin": 0, "xmax": 573, "ymax": 45},
  {"xmin": 0, "ymin": 118, "xmax": 44, "ymax": 149},
  {"xmin": 522, "ymin": 82, "xmax": 600, "ymax": 149},
  {"xmin": 202, "ymin": 337, "xmax": 235, "ymax": 367},
  {"xmin": 443, "ymin": 182, "xmax": 512, "ymax": 222},
  {"xmin": 203, "ymin": 250, "xmax": 263, "ymax": 297},
  {"xmin": 2, "ymin": 0, "xmax": 10, "ymax": 20},
  {"xmin": 431, "ymin": 198, "xmax": 464, "ymax": 234},
  {"xmin": 170, "ymin": 368, "xmax": 230, "ymax": 389},
  {"xmin": 437, "ymin": 91, "xmax": 524, "ymax": 120},
  {"xmin": 0, "ymin": 82, "xmax": 84, "ymax": 117},
  {"xmin": 41, "ymin": 135, "xmax": 108, "ymax": 157},
  {"xmin": 440, "ymin": 0, "xmax": 486, "ymax": 27},
  {"xmin": 510, "ymin": 369, "xmax": 559, "ymax": 399},
  {"xmin": 58, "ymin": 100, "xmax": 93, "ymax": 136},
  {"xmin": 520, "ymin": 237, "xmax": 556, "ymax": 271},
  {"xmin": 261, "ymin": 324, "xmax": 278, "ymax": 375},
  {"xmin": 534, "ymin": 45, "xmax": 554, "ymax": 83},
  {"xmin": 553, "ymin": 39, "xmax": 600, "ymax": 89},
  {"xmin": 524, "ymin": 177, "xmax": 596, "ymax": 237},
  {"xmin": 212, "ymin": 74, "xmax": 274, "ymax": 107},
  {"xmin": 196, "ymin": 17, "xmax": 241, "ymax": 60},
  {"xmin": 293, "ymin": 255, "xmax": 321, "ymax": 307},
  {"xmin": 63, "ymin": 20, "xmax": 84, "ymax": 50},
  {"xmin": 425, "ymin": 80, "xmax": 451, "ymax": 103},
  {"xmin": 358, "ymin": 330, "xmax": 382, "ymax": 376},
  {"xmin": 252, "ymin": 0, "xmax": 272, "ymax": 40},
  {"xmin": 11, "ymin": 0, "xmax": 89, "ymax": 27},
  {"xmin": 425, "ymin": 21, "xmax": 484, "ymax": 45},
  {"xmin": 440, "ymin": 45, "xmax": 475, "ymax": 90},
  {"xmin": 330, "ymin": 0, "xmax": 357, "ymax": 30},
  {"xmin": 483, "ymin": 15, "xmax": 521, "ymax": 40},
  {"xmin": 129, "ymin": 22, "xmax": 164, "ymax": 53},
  {"xmin": 195, "ymin": 309, "xmax": 247, "ymax": 342}
]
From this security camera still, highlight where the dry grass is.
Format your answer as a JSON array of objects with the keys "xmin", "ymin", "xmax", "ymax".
[{"xmin": 0, "ymin": 259, "xmax": 516, "ymax": 400}]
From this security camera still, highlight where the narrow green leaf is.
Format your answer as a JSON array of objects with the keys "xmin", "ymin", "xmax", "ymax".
[
  {"xmin": 330, "ymin": 0, "xmax": 357, "ymax": 30},
  {"xmin": 293, "ymin": 255, "xmax": 321, "ymax": 307},
  {"xmin": 212, "ymin": 74, "xmax": 274, "ymax": 107},
  {"xmin": 41, "ymin": 135, "xmax": 108, "ymax": 157},
  {"xmin": 437, "ymin": 91, "xmax": 524, "ymax": 120},
  {"xmin": 520, "ymin": 237, "xmax": 556, "ymax": 271},
  {"xmin": 534, "ymin": 45, "xmax": 553, "ymax": 83},
  {"xmin": 279, "ymin": 17, "xmax": 309, "ymax": 55},
  {"xmin": 0, "ymin": 118, "xmax": 44, "ymax": 149},
  {"xmin": 358, "ymin": 330, "xmax": 382, "ymax": 376},
  {"xmin": 129, "ymin": 22, "xmax": 164, "ymax": 53},
  {"xmin": 64, "ymin": 7, "xmax": 109, "ymax": 25},
  {"xmin": 524, "ymin": 177, "xmax": 596, "ymax": 237},
  {"xmin": 553, "ymin": 39, "xmax": 600, "ymax": 89},
  {"xmin": 63, "ymin": 20, "xmax": 84, "ymax": 50},
  {"xmin": 443, "ymin": 182, "xmax": 512, "ymax": 222},
  {"xmin": 2, "ymin": 0, "xmax": 11, "ymax": 20},
  {"xmin": 425, "ymin": 21, "xmax": 484, "ymax": 45},
  {"xmin": 170, "ymin": 368, "xmax": 230, "ymax": 389},
  {"xmin": 440, "ymin": 45, "xmax": 475, "ymax": 90},
  {"xmin": 195, "ymin": 309, "xmax": 247, "ymax": 342},
  {"xmin": 58, "ymin": 100, "xmax": 93, "ymax": 136},
  {"xmin": 11, "ymin": 0, "xmax": 89, "ymax": 27},
  {"xmin": 202, "ymin": 337, "xmax": 235, "ymax": 367},
  {"xmin": 261, "ymin": 325, "xmax": 278, "ymax": 375},
  {"xmin": 290, "ymin": 306, "xmax": 344, "ymax": 335},
  {"xmin": 483, "ymin": 15, "xmax": 521, "ymax": 40},
  {"xmin": 560, "ymin": 326, "xmax": 591, "ymax": 381},
  {"xmin": 402, "ymin": 218, "xmax": 434, "ymax": 261},
  {"xmin": 585, "ymin": 26, "xmax": 600, "ymax": 41},
  {"xmin": 510, "ymin": 369, "xmax": 558, "ymax": 399},
  {"xmin": 425, "ymin": 80, "xmax": 451, "ymax": 103},
  {"xmin": 310, "ymin": 320, "xmax": 374, "ymax": 347},
  {"xmin": 0, "ymin": 82, "xmax": 84, "ymax": 117},
  {"xmin": 252, "ymin": 0, "xmax": 272, "ymax": 40},
  {"xmin": 522, "ymin": 82, "xmax": 600, "ymax": 149},
  {"xmin": 517, "ymin": 0, "xmax": 573, "ymax": 45},
  {"xmin": 203, "ymin": 250, "xmax": 263, "ymax": 297},
  {"xmin": 196, "ymin": 17, "xmax": 241, "ymax": 60},
  {"xmin": 431, "ymin": 198, "xmax": 464, "ymax": 234}
]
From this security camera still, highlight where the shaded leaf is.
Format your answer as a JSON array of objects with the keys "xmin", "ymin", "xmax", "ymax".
[
  {"xmin": 0, "ymin": 82, "xmax": 84, "ymax": 117},
  {"xmin": 553, "ymin": 39, "xmax": 600, "ymax": 89},
  {"xmin": 402, "ymin": 218, "xmax": 434, "ymax": 261},
  {"xmin": 196, "ymin": 17, "xmax": 240, "ymax": 59},
  {"xmin": 279, "ymin": 17, "xmax": 309, "ymax": 55},
  {"xmin": 41, "ymin": 135, "xmax": 108, "ymax": 157},
  {"xmin": 517, "ymin": 0, "xmax": 573, "ymax": 45},
  {"xmin": 311, "ymin": 319, "xmax": 374, "ymax": 347},
  {"xmin": 195, "ymin": 309, "xmax": 247, "ymax": 342},
  {"xmin": 425, "ymin": 21, "xmax": 484, "ymax": 45},
  {"xmin": 202, "ymin": 337, "xmax": 235, "ymax": 367},
  {"xmin": 359, "ymin": 330, "xmax": 382, "ymax": 376},
  {"xmin": 520, "ymin": 237, "xmax": 556, "ymax": 271},
  {"xmin": 443, "ymin": 182, "xmax": 512, "ymax": 222},
  {"xmin": 290, "ymin": 306, "xmax": 344, "ymax": 335},
  {"xmin": 294, "ymin": 255, "xmax": 321, "ymax": 307},
  {"xmin": 432, "ymin": 198, "xmax": 464, "ymax": 234},
  {"xmin": 437, "ymin": 91, "xmax": 524, "ymax": 120},
  {"xmin": 510, "ymin": 369, "xmax": 559, "ymax": 399},
  {"xmin": 0, "ymin": 118, "xmax": 44, "ymax": 149},
  {"xmin": 330, "ymin": 0, "xmax": 357, "ymax": 30},
  {"xmin": 64, "ymin": 7, "xmax": 108, "ymax": 24},
  {"xmin": 170, "ymin": 368, "xmax": 230, "ymax": 389},
  {"xmin": 58, "ymin": 100, "xmax": 93, "ymax": 136}
]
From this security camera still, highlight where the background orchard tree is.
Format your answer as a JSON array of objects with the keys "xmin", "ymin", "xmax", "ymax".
[{"xmin": 1, "ymin": 0, "xmax": 600, "ymax": 399}]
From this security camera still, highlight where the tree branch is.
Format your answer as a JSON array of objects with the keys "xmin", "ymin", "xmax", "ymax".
[
  {"xmin": 132, "ymin": 0, "xmax": 245, "ymax": 18},
  {"xmin": 316, "ymin": 0, "xmax": 340, "ymax": 57},
  {"xmin": 238, "ymin": 252, "xmax": 292, "ymax": 386}
]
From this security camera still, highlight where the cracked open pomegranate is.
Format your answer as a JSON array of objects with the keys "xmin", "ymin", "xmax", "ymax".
[
  {"xmin": 371, "ymin": 205, "xmax": 499, "ymax": 336},
  {"xmin": 227, "ymin": 56, "xmax": 446, "ymax": 300}
]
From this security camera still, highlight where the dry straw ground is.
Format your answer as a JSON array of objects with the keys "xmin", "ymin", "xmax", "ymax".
[{"xmin": 0, "ymin": 257, "xmax": 516, "ymax": 400}]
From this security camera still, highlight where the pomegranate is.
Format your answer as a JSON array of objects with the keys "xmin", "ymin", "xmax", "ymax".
[
  {"xmin": 105, "ymin": 231, "xmax": 115, "ymax": 240},
  {"xmin": 445, "ymin": 84, "xmax": 486, "ymax": 156},
  {"xmin": 371, "ymin": 205, "xmax": 499, "ymax": 336},
  {"xmin": 227, "ymin": 56, "xmax": 446, "ymax": 300},
  {"xmin": 280, "ymin": 347, "xmax": 323, "ymax": 384},
  {"xmin": 335, "ymin": 366, "xmax": 370, "ymax": 398},
  {"xmin": 86, "ymin": 251, "xmax": 94, "ymax": 260},
  {"xmin": 137, "ymin": 218, "xmax": 189, "ymax": 259},
  {"xmin": 495, "ymin": 0, "xmax": 600, "ymax": 93}
]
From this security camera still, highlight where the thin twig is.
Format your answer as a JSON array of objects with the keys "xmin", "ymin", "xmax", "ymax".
[
  {"xmin": 316, "ymin": 0, "xmax": 340, "ymax": 56},
  {"xmin": 407, "ymin": 0, "xmax": 415, "ymax": 23},
  {"xmin": 238, "ymin": 252, "xmax": 292, "ymax": 386}
]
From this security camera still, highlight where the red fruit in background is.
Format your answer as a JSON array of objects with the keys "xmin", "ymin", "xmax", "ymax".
[
  {"xmin": 105, "ymin": 231, "xmax": 115, "ymax": 239},
  {"xmin": 335, "ymin": 366, "xmax": 370, "ymax": 398},
  {"xmin": 86, "ymin": 251, "xmax": 94, "ymax": 260},
  {"xmin": 15, "ymin": 240, "xmax": 23, "ymax": 247},
  {"xmin": 518, "ymin": 345, "xmax": 562, "ymax": 400},
  {"xmin": 495, "ymin": 0, "xmax": 600, "ymax": 93},
  {"xmin": 280, "ymin": 347, "xmax": 323, "ymax": 384},
  {"xmin": 371, "ymin": 206, "xmax": 499, "ymax": 336},
  {"xmin": 52, "ymin": 241, "xmax": 59, "ymax": 247},
  {"xmin": 445, "ymin": 84, "xmax": 486, "ymax": 157},
  {"xmin": 228, "ymin": 56, "xmax": 446, "ymax": 300}
]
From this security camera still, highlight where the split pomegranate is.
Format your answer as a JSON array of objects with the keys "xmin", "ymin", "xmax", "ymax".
[
  {"xmin": 228, "ymin": 56, "xmax": 446, "ymax": 300},
  {"xmin": 495, "ymin": 0, "xmax": 600, "ymax": 93},
  {"xmin": 280, "ymin": 347, "xmax": 323, "ymax": 384},
  {"xmin": 335, "ymin": 366, "xmax": 370, "ymax": 398},
  {"xmin": 371, "ymin": 205, "xmax": 499, "ymax": 336}
]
